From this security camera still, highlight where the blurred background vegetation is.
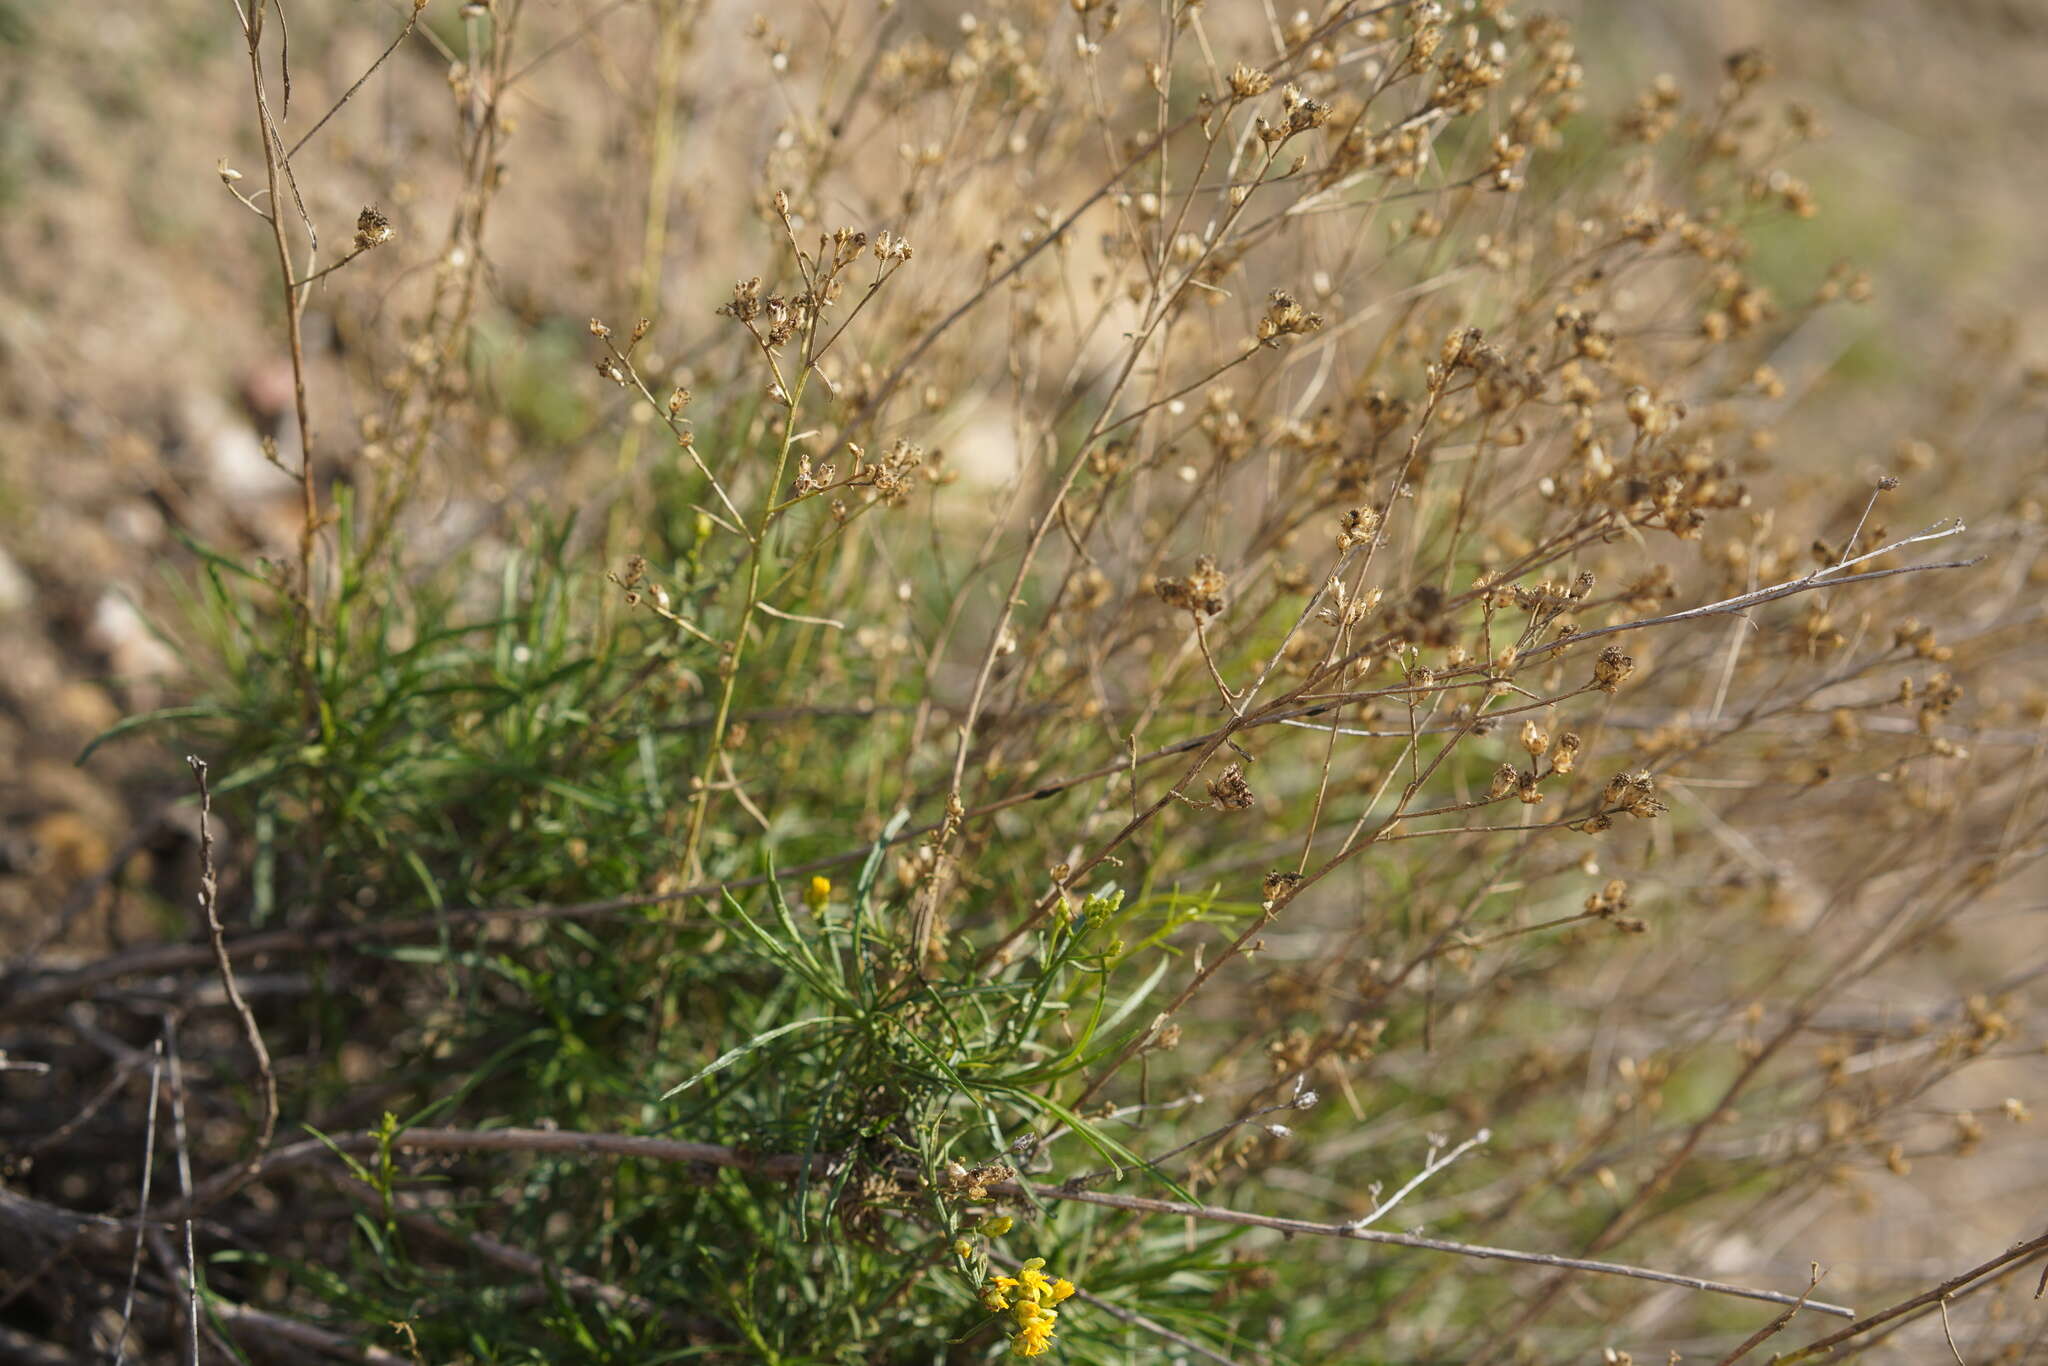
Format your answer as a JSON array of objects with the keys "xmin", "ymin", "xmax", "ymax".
[{"xmin": 1, "ymin": 2, "xmax": 2044, "ymax": 1362}]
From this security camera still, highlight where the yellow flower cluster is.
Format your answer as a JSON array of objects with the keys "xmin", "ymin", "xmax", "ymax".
[{"xmin": 981, "ymin": 1258, "xmax": 1076, "ymax": 1357}]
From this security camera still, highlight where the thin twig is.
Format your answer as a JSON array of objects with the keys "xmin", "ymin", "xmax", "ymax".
[
  {"xmin": 200, "ymin": 1294, "xmax": 411, "ymax": 1364},
  {"xmin": 163, "ymin": 1019, "xmax": 201, "ymax": 1366},
  {"xmin": 284, "ymin": 0, "xmax": 427, "ymax": 158},
  {"xmin": 1346, "ymin": 1128, "xmax": 1489, "ymax": 1231},
  {"xmin": 185, "ymin": 1126, "xmax": 830, "ymax": 1211},
  {"xmin": 1714, "ymin": 1268, "xmax": 1826, "ymax": 1366},
  {"xmin": 111, "ymin": 1039, "xmax": 166, "ymax": 1366},
  {"xmin": 995, "ymin": 1179, "xmax": 1854, "ymax": 1320},
  {"xmin": 1512, "ymin": 522, "xmax": 1976, "ymax": 665},
  {"xmin": 1770, "ymin": 1227, "xmax": 2048, "ymax": 1363},
  {"xmin": 85, "ymin": 1125, "xmax": 1852, "ymax": 1321},
  {"xmin": 331, "ymin": 1182, "xmax": 679, "ymax": 1325},
  {"xmin": 1940, "ymin": 1294, "xmax": 1968, "ymax": 1366},
  {"xmin": 182, "ymin": 757, "xmax": 278, "ymax": 1211},
  {"xmin": 7, "ymin": 519, "xmax": 1988, "ymax": 1024}
]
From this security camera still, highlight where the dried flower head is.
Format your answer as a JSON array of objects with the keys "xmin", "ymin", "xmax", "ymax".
[
  {"xmin": 1157, "ymin": 555, "xmax": 1228, "ymax": 618},
  {"xmin": 1207, "ymin": 763, "xmax": 1255, "ymax": 811},
  {"xmin": 1592, "ymin": 645, "xmax": 1636, "ymax": 693},
  {"xmin": 1228, "ymin": 62, "xmax": 1273, "ymax": 100},
  {"xmin": 1256, "ymin": 290, "xmax": 1325, "ymax": 346},
  {"xmin": 352, "ymin": 206, "xmax": 395, "ymax": 252}
]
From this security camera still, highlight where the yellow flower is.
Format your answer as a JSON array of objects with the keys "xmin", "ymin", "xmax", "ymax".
[
  {"xmin": 1015, "ymin": 1258, "xmax": 1052, "ymax": 1298},
  {"xmin": 981, "ymin": 1273, "xmax": 1019, "ymax": 1312},
  {"xmin": 804, "ymin": 875, "xmax": 831, "ymax": 910},
  {"xmin": 1012, "ymin": 1313, "xmax": 1057, "ymax": 1356},
  {"xmin": 952, "ymin": 1238, "xmax": 974, "ymax": 1261},
  {"xmin": 980, "ymin": 1214, "xmax": 1014, "ymax": 1236},
  {"xmin": 989, "ymin": 1256, "xmax": 1077, "ymax": 1357}
]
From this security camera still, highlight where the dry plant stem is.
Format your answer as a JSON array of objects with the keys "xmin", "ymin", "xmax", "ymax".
[
  {"xmin": 678, "ymin": 338, "xmax": 814, "ymax": 879},
  {"xmin": 998, "ymin": 1181, "xmax": 1848, "ymax": 1318},
  {"xmin": 604, "ymin": 0, "xmax": 692, "ymax": 562},
  {"xmin": 980, "ymin": 363, "xmax": 1458, "ymax": 974},
  {"xmin": 112, "ymin": 1038, "xmax": 165, "ymax": 1366},
  {"xmin": 1768, "ymin": 1228, "xmax": 2048, "ymax": 1364},
  {"xmin": 1066, "ymin": 528, "xmax": 1977, "ymax": 1105},
  {"xmin": 284, "ymin": 1, "xmax": 426, "ymax": 159},
  {"xmin": 181, "ymin": 757, "xmax": 277, "ymax": 1212},
  {"xmin": 4, "ymin": 509, "xmax": 1981, "ymax": 1022},
  {"xmin": 234, "ymin": 0, "xmax": 321, "ymax": 706},
  {"xmin": 1073, "ymin": 700, "xmax": 1472, "ymax": 1105},
  {"xmin": 1939, "ymin": 1296, "xmax": 1966, "ymax": 1366},
  {"xmin": 16, "ymin": 531, "xmax": 1988, "ymax": 946},
  {"xmin": 1713, "ymin": 1272, "xmax": 1828, "ymax": 1366},
  {"xmin": 838, "ymin": 3, "xmax": 1362, "ymax": 446},
  {"xmin": 6, "ymin": 1126, "xmax": 1846, "ymax": 1323},
  {"xmin": 1507, "ymin": 521, "xmax": 1975, "ymax": 667},
  {"xmin": 936, "ymin": 131, "xmax": 1280, "ymax": 809},
  {"xmin": 331, "ymin": 1182, "xmax": 674, "ymax": 1325},
  {"xmin": 357, "ymin": 4, "xmax": 519, "ymax": 569},
  {"xmin": 198, "ymin": 1295, "xmax": 409, "ymax": 1364},
  {"xmin": 600, "ymin": 336, "xmax": 743, "ymax": 531},
  {"xmin": 163, "ymin": 1022, "xmax": 201, "ymax": 1366},
  {"xmin": 1466, "ymin": 858, "xmax": 1986, "ymax": 1364},
  {"xmin": 1465, "ymin": 1012, "xmax": 1821, "ymax": 1362},
  {"xmin": 1347, "ymin": 1128, "xmax": 1489, "ymax": 1230}
]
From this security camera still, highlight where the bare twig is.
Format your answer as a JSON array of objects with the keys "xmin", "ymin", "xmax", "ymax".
[
  {"xmin": 331, "ymin": 1182, "xmax": 679, "ymax": 1325},
  {"xmin": 1346, "ymin": 1128, "xmax": 1489, "ymax": 1231},
  {"xmin": 4, "ymin": 1116, "xmax": 1851, "ymax": 1325},
  {"xmin": 993, "ymin": 1179, "xmax": 1854, "ymax": 1320},
  {"xmin": 200, "ymin": 1294, "xmax": 411, "ymax": 1364},
  {"xmin": 111, "ymin": 1039, "xmax": 166, "ymax": 1366},
  {"xmin": 1771, "ymin": 1227, "xmax": 2048, "ymax": 1363},
  {"xmin": 181, "ymin": 757, "xmax": 277, "ymax": 1211},
  {"xmin": 163, "ymin": 1020, "xmax": 201, "ymax": 1366},
  {"xmin": 1940, "ymin": 1294, "xmax": 1968, "ymax": 1366},
  {"xmin": 284, "ymin": 0, "xmax": 428, "ymax": 159},
  {"xmin": 41, "ymin": 1124, "xmax": 1847, "ymax": 1322},
  {"xmin": 1511, "ymin": 521, "xmax": 1976, "ymax": 665},
  {"xmin": 186, "ymin": 1126, "xmax": 830, "ymax": 1211},
  {"xmin": 1714, "ymin": 1267, "xmax": 1827, "ymax": 1366}
]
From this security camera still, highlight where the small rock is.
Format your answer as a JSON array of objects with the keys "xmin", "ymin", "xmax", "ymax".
[
  {"xmin": 86, "ymin": 590, "xmax": 180, "ymax": 686},
  {"xmin": 30, "ymin": 809, "xmax": 111, "ymax": 882},
  {"xmin": 50, "ymin": 680, "xmax": 121, "ymax": 737},
  {"xmin": 0, "ymin": 546, "xmax": 29, "ymax": 617}
]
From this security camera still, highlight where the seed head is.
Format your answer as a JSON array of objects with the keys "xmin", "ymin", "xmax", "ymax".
[
  {"xmin": 1228, "ymin": 62, "xmax": 1273, "ymax": 100},
  {"xmin": 1592, "ymin": 645, "xmax": 1635, "ymax": 693},
  {"xmin": 352, "ymin": 206, "xmax": 395, "ymax": 252}
]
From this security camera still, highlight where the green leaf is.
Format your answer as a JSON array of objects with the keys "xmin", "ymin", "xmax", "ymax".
[{"xmin": 659, "ymin": 1015, "xmax": 850, "ymax": 1100}]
